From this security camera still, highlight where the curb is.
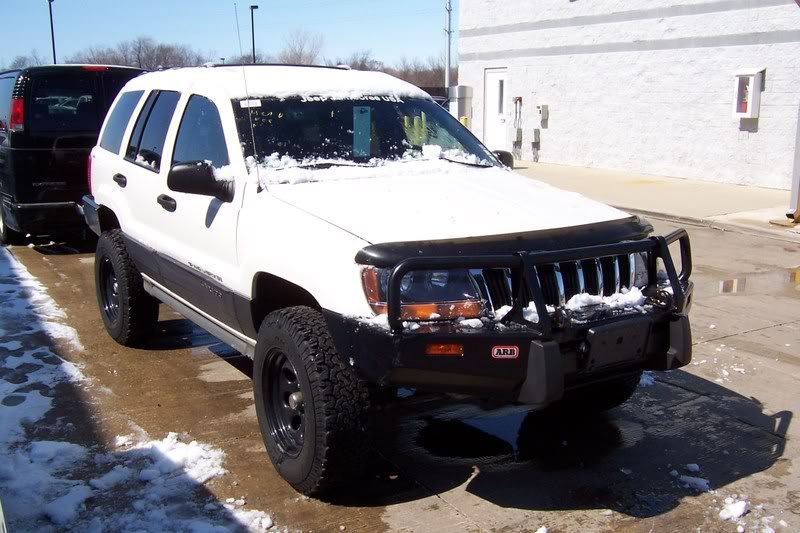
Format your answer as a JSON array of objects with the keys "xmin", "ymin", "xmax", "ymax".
[{"xmin": 614, "ymin": 206, "xmax": 800, "ymax": 244}]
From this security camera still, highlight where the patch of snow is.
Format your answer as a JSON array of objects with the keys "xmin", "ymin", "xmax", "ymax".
[
  {"xmin": 458, "ymin": 318, "xmax": 484, "ymax": 329},
  {"xmin": 565, "ymin": 286, "xmax": 646, "ymax": 311},
  {"xmin": 619, "ymin": 468, "xmax": 632, "ymax": 475},
  {"xmin": 709, "ymin": 324, "xmax": 717, "ymax": 329},
  {"xmin": 535, "ymin": 528, "xmax": 548, "ymax": 533},
  {"xmin": 719, "ymin": 498, "xmax": 748, "ymax": 521},
  {"xmin": 639, "ymin": 371, "xmax": 656, "ymax": 387},
  {"xmin": 0, "ymin": 248, "xmax": 274, "ymax": 532},
  {"xmin": 679, "ymin": 475, "xmax": 711, "ymax": 492}
]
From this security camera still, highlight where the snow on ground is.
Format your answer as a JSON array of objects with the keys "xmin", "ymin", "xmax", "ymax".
[
  {"xmin": 639, "ymin": 371, "xmax": 656, "ymax": 387},
  {"xmin": 0, "ymin": 248, "xmax": 273, "ymax": 531},
  {"xmin": 719, "ymin": 497, "xmax": 749, "ymax": 521}
]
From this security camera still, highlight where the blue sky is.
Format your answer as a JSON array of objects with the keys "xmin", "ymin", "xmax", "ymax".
[{"xmin": 2, "ymin": 0, "xmax": 460, "ymax": 66}]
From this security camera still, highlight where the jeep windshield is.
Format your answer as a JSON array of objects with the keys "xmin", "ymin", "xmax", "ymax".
[{"xmin": 233, "ymin": 96, "xmax": 498, "ymax": 169}]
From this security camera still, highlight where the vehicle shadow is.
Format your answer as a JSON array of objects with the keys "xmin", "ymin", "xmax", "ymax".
[
  {"xmin": 0, "ymin": 248, "xmax": 264, "ymax": 531},
  {"xmin": 340, "ymin": 371, "xmax": 791, "ymax": 517},
  {"xmin": 21, "ymin": 234, "xmax": 97, "ymax": 255}
]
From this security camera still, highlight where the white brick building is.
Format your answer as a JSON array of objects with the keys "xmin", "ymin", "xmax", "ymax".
[{"xmin": 459, "ymin": 0, "xmax": 800, "ymax": 190}]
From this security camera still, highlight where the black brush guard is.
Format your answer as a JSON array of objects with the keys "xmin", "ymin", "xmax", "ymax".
[{"xmin": 386, "ymin": 229, "xmax": 692, "ymax": 335}]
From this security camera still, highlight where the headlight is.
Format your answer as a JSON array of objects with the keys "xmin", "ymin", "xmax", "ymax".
[{"xmin": 361, "ymin": 266, "xmax": 483, "ymax": 320}]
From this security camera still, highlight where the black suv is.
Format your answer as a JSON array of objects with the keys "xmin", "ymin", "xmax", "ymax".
[{"xmin": 0, "ymin": 65, "xmax": 143, "ymax": 244}]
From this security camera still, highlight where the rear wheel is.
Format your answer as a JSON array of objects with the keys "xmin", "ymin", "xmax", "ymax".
[
  {"xmin": 0, "ymin": 207, "xmax": 23, "ymax": 246},
  {"xmin": 253, "ymin": 306, "xmax": 369, "ymax": 496},
  {"xmin": 95, "ymin": 229, "xmax": 159, "ymax": 346}
]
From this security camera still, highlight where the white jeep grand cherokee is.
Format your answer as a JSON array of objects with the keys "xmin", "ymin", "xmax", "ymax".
[{"xmin": 83, "ymin": 65, "xmax": 693, "ymax": 496}]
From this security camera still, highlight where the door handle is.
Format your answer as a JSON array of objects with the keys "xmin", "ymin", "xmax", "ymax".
[
  {"xmin": 112, "ymin": 173, "xmax": 127, "ymax": 187},
  {"xmin": 157, "ymin": 194, "xmax": 177, "ymax": 212}
]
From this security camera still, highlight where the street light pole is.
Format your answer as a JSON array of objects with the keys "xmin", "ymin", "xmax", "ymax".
[
  {"xmin": 249, "ymin": 5, "xmax": 259, "ymax": 64},
  {"xmin": 47, "ymin": 0, "xmax": 57, "ymax": 64},
  {"xmin": 444, "ymin": 0, "xmax": 453, "ymax": 89}
]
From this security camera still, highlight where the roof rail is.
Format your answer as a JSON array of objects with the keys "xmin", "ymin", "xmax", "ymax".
[{"xmin": 211, "ymin": 63, "xmax": 348, "ymax": 70}]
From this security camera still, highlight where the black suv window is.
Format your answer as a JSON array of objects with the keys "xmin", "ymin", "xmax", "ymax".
[
  {"xmin": 125, "ymin": 90, "xmax": 180, "ymax": 172},
  {"xmin": 0, "ymin": 76, "xmax": 15, "ymax": 132},
  {"xmin": 29, "ymin": 73, "xmax": 99, "ymax": 132},
  {"xmin": 99, "ymin": 90, "xmax": 143, "ymax": 155},
  {"xmin": 172, "ymin": 95, "xmax": 229, "ymax": 168}
]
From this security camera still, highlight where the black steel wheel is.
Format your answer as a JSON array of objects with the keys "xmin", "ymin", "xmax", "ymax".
[
  {"xmin": 94, "ymin": 229, "xmax": 159, "ymax": 346},
  {"xmin": 98, "ymin": 256, "xmax": 121, "ymax": 323},
  {"xmin": 253, "ymin": 306, "xmax": 370, "ymax": 496},
  {"xmin": 265, "ymin": 349, "xmax": 305, "ymax": 457}
]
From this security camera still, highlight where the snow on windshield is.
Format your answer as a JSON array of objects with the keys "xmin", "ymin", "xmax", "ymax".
[{"xmin": 249, "ymin": 144, "xmax": 496, "ymax": 186}]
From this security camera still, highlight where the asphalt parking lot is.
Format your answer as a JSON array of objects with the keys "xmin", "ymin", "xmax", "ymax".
[{"xmin": 3, "ymin": 218, "xmax": 799, "ymax": 532}]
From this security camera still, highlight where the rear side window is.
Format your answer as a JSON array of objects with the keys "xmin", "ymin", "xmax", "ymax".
[
  {"xmin": 172, "ymin": 95, "xmax": 229, "ymax": 168},
  {"xmin": 28, "ymin": 73, "xmax": 99, "ymax": 132},
  {"xmin": 125, "ymin": 90, "xmax": 180, "ymax": 172},
  {"xmin": 0, "ymin": 76, "xmax": 15, "ymax": 131},
  {"xmin": 99, "ymin": 90, "xmax": 143, "ymax": 154}
]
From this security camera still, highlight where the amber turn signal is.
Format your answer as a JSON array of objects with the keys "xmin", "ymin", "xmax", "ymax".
[{"xmin": 425, "ymin": 343, "xmax": 464, "ymax": 356}]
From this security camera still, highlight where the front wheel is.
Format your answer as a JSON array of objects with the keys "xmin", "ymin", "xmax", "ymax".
[
  {"xmin": 253, "ymin": 306, "xmax": 369, "ymax": 496},
  {"xmin": 94, "ymin": 229, "xmax": 159, "ymax": 346}
]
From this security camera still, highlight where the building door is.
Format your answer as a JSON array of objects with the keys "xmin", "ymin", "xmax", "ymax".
[{"xmin": 483, "ymin": 68, "xmax": 508, "ymax": 150}]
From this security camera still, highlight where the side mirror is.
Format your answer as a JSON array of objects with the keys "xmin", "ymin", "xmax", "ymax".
[
  {"xmin": 167, "ymin": 161, "xmax": 234, "ymax": 202},
  {"xmin": 493, "ymin": 150, "xmax": 514, "ymax": 169}
]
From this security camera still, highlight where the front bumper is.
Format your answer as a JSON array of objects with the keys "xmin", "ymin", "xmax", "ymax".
[{"xmin": 325, "ymin": 229, "xmax": 694, "ymax": 408}]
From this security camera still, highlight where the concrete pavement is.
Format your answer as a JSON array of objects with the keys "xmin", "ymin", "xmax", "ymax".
[
  {"xmin": 515, "ymin": 162, "xmax": 800, "ymax": 241},
  {"xmin": 2, "ymin": 219, "xmax": 799, "ymax": 532}
]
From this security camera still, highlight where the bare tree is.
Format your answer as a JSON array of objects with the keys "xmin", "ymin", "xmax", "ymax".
[
  {"xmin": 277, "ymin": 30, "xmax": 324, "ymax": 65},
  {"xmin": 8, "ymin": 50, "xmax": 45, "ymax": 69},
  {"xmin": 327, "ymin": 50, "xmax": 384, "ymax": 71},
  {"xmin": 67, "ymin": 37, "xmax": 207, "ymax": 69},
  {"xmin": 226, "ymin": 51, "xmax": 273, "ymax": 64}
]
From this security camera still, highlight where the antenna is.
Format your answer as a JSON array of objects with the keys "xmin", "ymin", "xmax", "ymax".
[{"xmin": 234, "ymin": 2, "xmax": 263, "ymax": 192}]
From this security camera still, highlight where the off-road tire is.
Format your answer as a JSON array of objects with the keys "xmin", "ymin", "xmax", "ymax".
[
  {"xmin": 95, "ymin": 229, "xmax": 159, "ymax": 346},
  {"xmin": 0, "ymin": 207, "xmax": 23, "ymax": 246},
  {"xmin": 560, "ymin": 371, "xmax": 643, "ymax": 412},
  {"xmin": 253, "ymin": 306, "xmax": 370, "ymax": 496}
]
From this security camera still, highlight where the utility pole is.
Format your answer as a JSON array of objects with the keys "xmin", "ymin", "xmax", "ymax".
[
  {"xmin": 47, "ymin": 0, "xmax": 57, "ymax": 64},
  {"xmin": 249, "ymin": 5, "xmax": 259, "ymax": 63},
  {"xmin": 444, "ymin": 0, "xmax": 453, "ymax": 89}
]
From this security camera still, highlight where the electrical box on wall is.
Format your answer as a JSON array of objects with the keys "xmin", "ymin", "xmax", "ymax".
[{"xmin": 733, "ymin": 69, "xmax": 765, "ymax": 119}]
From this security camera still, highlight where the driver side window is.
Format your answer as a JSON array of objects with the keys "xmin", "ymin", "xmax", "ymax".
[{"xmin": 172, "ymin": 95, "xmax": 229, "ymax": 169}]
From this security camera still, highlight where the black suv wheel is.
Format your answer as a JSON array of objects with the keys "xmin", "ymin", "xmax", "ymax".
[
  {"xmin": 253, "ymin": 306, "xmax": 369, "ymax": 496},
  {"xmin": 0, "ymin": 208, "xmax": 23, "ymax": 246},
  {"xmin": 95, "ymin": 229, "xmax": 159, "ymax": 346}
]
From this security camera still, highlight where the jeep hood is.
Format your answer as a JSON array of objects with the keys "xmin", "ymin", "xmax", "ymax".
[{"xmin": 267, "ymin": 161, "xmax": 629, "ymax": 244}]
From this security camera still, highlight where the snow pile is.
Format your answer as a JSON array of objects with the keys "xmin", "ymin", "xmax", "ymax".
[
  {"xmin": 0, "ymin": 248, "xmax": 83, "ymax": 350},
  {"xmin": 564, "ymin": 286, "xmax": 647, "ymax": 311},
  {"xmin": 494, "ymin": 302, "xmax": 554, "ymax": 324},
  {"xmin": 0, "ymin": 248, "xmax": 274, "ymax": 532},
  {"xmin": 678, "ymin": 475, "xmax": 710, "ymax": 492},
  {"xmin": 129, "ymin": 65, "xmax": 431, "ymax": 102},
  {"xmin": 639, "ymin": 371, "xmax": 656, "ymax": 387},
  {"xmin": 719, "ymin": 497, "xmax": 749, "ymax": 521}
]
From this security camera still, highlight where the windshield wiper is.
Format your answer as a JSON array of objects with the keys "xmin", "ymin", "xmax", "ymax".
[
  {"xmin": 271, "ymin": 161, "xmax": 375, "ymax": 171},
  {"xmin": 440, "ymin": 156, "xmax": 494, "ymax": 168}
]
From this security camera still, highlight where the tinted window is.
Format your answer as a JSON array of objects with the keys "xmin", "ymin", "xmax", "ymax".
[
  {"xmin": 125, "ymin": 90, "xmax": 180, "ymax": 172},
  {"xmin": 99, "ymin": 90, "xmax": 143, "ymax": 154},
  {"xmin": 173, "ymin": 95, "xmax": 229, "ymax": 168},
  {"xmin": 0, "ymin": 76, "xmax": 15, "ymax": 131},
  {"xmin": 28, "ymin": 73, "xmax": 99, "ymax": 132},
  {"xmin": 101, "ymin": 70, "xmax": 142, "ymax": 112}
]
